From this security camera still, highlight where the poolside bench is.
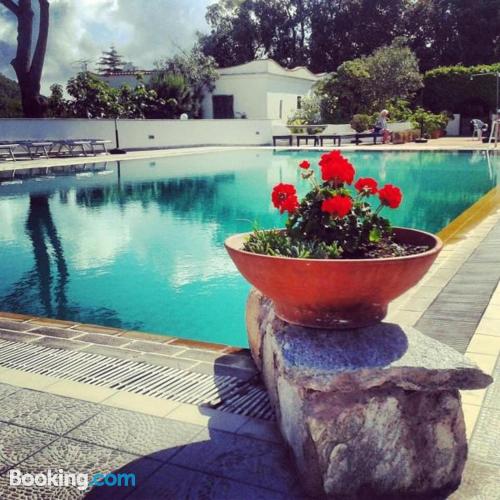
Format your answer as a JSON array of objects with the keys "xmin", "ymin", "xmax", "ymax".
[
  {"xmin": 338, "ymin": 132, "xmax": 380, "ymax": 146},
  {"xmin": 272, "ymin": 135, "xmax": 293, "ymax": 147},
  {"xmin": 318, "ymin": 135, "xmax": 341, "ymax": 147},
  {"xmin": 0, "ymin": 144, "xmax": 19, "ymax": 162},
  {"xmin": 296, "ymin": 134, "xmax": 320, "ymax": 147}
]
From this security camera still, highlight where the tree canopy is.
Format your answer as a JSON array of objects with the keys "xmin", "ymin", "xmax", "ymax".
[
  {"xmin": 316, "ymin": 38, "xmax": 423, "ymax": 122},
  {"xmin": 153, "ymin": 47, "xmax": 218, "ymax": 118},
  {"xmin": 64, "ymin": 72, "xmax": 163, "ymax": 119},
  {"xmin": 199, "ymin": 0, "xmax": 500, "ymax": 73}
]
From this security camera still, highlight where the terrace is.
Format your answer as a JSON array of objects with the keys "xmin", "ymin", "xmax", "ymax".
[{"xmin": 0, "ymin": 139, "xmax": 498, "ymax": 498}]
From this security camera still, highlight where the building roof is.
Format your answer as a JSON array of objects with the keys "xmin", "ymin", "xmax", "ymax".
[
  {"xmin": 217, "ymin": 59, "xmax": 321, "ymax": 81},
  {"xmin": 93, "ymin": 70, "xmax": 159, "ymax": 77}
]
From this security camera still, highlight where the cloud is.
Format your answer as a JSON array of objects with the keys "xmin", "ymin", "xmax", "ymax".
[{"xmin": 0, "ymin": 0, "xmax": 212, "ymax": 94}]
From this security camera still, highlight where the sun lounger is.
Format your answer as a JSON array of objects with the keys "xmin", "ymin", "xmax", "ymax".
[
  {"xmin": 90, "ymin": 139, "xmax": 111, "ymax": 155},
  {"xmin": 49, "ymin": 140, "xmax": 92, "ymax": 157},
  {"xmin": 0, "ymin": 143, "xmax": 19, "ymax": 162},
  {"xmin": 50, "ymin": 139, "xmax": 111, "ymax": 157},
  {"xmin": 15, "ymin": 140, "xmax": 54, "ymax": 159}
]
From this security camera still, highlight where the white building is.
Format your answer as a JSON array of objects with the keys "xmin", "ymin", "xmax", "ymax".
[
  {"xmin": 96, "ymin": 70, "xmax": 158, "ymax": 89},
  {"xmin": 202, "ymin": 59, "xmax": 321, "ymax": 121},
  {"xmin": 95, "ymin": 59, "xmax": 321, "ymax": 122}
]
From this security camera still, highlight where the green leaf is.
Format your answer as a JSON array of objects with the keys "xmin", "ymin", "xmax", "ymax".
[{"xmin": 369, "ymin": 227, "xmax": 382, "ymax": 243}]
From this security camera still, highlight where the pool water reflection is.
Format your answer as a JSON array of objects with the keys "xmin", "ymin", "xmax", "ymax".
[{"xmin": 0, "ymin": 149, "xmax": 497, "ymax": 346}]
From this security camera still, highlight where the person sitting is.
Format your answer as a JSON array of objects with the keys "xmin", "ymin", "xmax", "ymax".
[
  {"xmin": 470, "ymin": 119, "xmax": 488, "ymax": 141},
  {"xmin": 373, "ymin": 109, "xmax": 392, "ymax": 144}
]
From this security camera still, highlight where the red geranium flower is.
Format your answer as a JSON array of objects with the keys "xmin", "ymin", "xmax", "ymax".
[
  {"xmin": 299, "ymin": 160, "xmax": 310, "ymax": 169},
  {"xmin": 321, "ymin": 195, "xmax": 353, "ymax": 218},
  {"xmin": 271, "ymin": 183, "xmax": 299, "ymax": 214},
  {"xmin": 355, "ymin": 177, "xmax": 378, "ymax": 194},
  {"xmin": 319, "ymin": 150, "xmax": 355, "ymax": 184},
  {"xmin": 378, "ymin": 184, "xmax": 403, "ymax": 208}
]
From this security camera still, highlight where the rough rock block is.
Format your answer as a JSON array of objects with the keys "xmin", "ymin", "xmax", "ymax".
[{"xmin": 246, "ymin": 290, "xmax": 493, "ymax": 499}]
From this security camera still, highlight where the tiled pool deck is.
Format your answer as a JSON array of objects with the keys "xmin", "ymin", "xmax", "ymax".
[{"xmin": 0, "ymin": 148, "xmax": 498, "ymax": 498}]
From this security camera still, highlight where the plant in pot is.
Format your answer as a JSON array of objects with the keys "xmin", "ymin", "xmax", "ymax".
[
  {"xmin": 287, "ymin": 96, "xmax": 325, "ymax": 135},
  {"xmin": 410, "ymin": 108, "xmax": 449, "ymax": 142},
  {"xmin": 225, "ymin": 151, "xmax": 442, "ymax": 329}
]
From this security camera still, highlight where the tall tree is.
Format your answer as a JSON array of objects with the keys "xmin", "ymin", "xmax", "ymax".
[
  {"xmin": 96, "ymin": 45, "xmax": 125, "ymax": 75},
  {"xmin": 199, "ymin": 0, "xmax": 312, "ymax": 69},
  {"xmin": 0, "ymin": 0, "xmax": 50, "ymax": 117},
  {"xmin": 154, "ymin": 47, "xmax": 218, "ymax": 118},
  {"xmin": 200, "ymin": 0, "xmax": 500, "ymax": 73},
  {"xmin": 317, "ymin": 38, "xmax": 423, "ymax": 122},
  {"xmin": 404, "ymin": 0, "xmax": 500, "ymax": 71},
  {"xmin": 309, "ymin": 0, "xmax": 407, "ymax": 73}
]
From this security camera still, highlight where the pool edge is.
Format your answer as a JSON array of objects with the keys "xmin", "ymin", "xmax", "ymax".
[{"xmin": 437, "ymin": 186, "xmax": 500, "ymax": 244}]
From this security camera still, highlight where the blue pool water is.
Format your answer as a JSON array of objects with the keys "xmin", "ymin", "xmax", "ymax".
[{"xmin": 0, "ymin": 150, "xmax": 497, "ymax": 346}]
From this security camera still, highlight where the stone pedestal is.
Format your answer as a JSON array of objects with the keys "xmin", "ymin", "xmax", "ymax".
[{"xmin": 246, "ymin": 290, "xmax": 493, "ymax": 500}]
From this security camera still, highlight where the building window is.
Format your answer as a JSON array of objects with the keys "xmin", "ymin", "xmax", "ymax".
[
  {"xmin": 297, "ymin": 96, "xmax": 302, "ymax": 109},
  {"xmin": 279, "ymin": 100, "xmax": 283, "ymax": 119}
]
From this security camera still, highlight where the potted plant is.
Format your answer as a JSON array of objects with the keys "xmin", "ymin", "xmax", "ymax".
[
  {"xmin": 410, "ymin": 108, "xmax": 449, "ymax": 142},
  {"xmin": 225, "ymin": 151, "xmax": 442, "ymax": 329},
  {"xmin": 287, "ymin": 96, "xmax": 326, "ymax": 135}
]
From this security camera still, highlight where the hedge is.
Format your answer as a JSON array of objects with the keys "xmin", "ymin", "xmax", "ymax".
[{"xmin": 423, "ymin": 63, "xmax": 500, "ymax": 114}]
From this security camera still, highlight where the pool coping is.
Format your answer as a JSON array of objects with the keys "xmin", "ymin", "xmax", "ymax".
[
  {"xmin": 0, "ymin": 138, "xmax": 497, "ymax": 173},
  {"xmin": 0, "ymin": 314, "xmax": 256, "ymax": 381}
]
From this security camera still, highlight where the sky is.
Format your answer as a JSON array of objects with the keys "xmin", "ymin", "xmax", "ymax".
[{"xmin": 0, "ymin": 0, "xmax": 213, "ymax": 94}]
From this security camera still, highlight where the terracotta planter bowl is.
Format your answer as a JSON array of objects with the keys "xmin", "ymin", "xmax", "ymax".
[{"xmin": 225, "ymin": 227, "xmax": 443, "ymax": 329}]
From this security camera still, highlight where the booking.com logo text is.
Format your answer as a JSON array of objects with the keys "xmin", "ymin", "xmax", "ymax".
[{"xmin": 9, "ymin": 469, "xmax": 136, "ymax": 491}]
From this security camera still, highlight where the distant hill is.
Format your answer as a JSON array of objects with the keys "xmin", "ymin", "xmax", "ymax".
[{"xmin": 0, "ymin": 73, "xmax": 22, "ymax": 117}]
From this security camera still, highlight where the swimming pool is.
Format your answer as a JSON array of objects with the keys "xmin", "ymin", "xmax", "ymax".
[{"xmin": 0, "ymin": 149, "xmax": 497, "ymax": 346}]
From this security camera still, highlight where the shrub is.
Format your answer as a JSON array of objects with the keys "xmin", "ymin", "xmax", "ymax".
[
  {"xmin": 423, "ymin": 63, "xmax": 500, "ymax": 114},
  {"xmin": 409, "ymin": 108, "xmax": 449, "ymax": 137},
  {"xmin": 350, "ymin": 114, "xmax": 372, "ymax": 133},
  {"xmin": 288, "ymin": 95, "xmax": 322, "ymax": 126}
]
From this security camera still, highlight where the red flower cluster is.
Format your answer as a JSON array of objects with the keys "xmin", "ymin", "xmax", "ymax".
[
  {"xmin": 270, "ymin": 151, "xmax": 403, "ymax": 220},
  {"xmin": 319, "ymin": 150, "xmax": 355, "ymax": 185},
  {"xmin": 321, "ymin": 195, "xmax": 353, "ymax": 218},
  {"xmin": 355, "ymin": 177, "xmax": 378, "ymax": 194},
  {"xmin": 378, "ymin": 184, "xmax": 403, "ymax": 208},
  {"xmin": 272, "ymin": 183, "xmax": 299, "ymax": 214}
]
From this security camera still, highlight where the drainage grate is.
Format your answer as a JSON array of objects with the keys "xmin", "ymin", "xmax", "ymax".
[{"xmin": 0, "ymin": 339, "xmax": 274, "ymax": 421}]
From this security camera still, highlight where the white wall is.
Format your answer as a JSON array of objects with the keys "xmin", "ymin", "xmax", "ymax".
[
  {"xmin": 0, "ymin": 118, "xmax": 273, "ymax": 148},
  {"xmin": 265, "ymin": 74, "xmax": 317, "ymax": 120},
  {"xmin": 202, "ymin": 74, "xmax": 269, "ymax": 119},
  {"xmin": 445, "ymin": 114, "xmax": 460, "ymax": 136},
  {"xmin": 202, "ymin": 73, "xmax": 316, "ymax": 120},
  {"xmin": 0, "ymin": 118, "xmax": 415, "ymax": 150}
]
